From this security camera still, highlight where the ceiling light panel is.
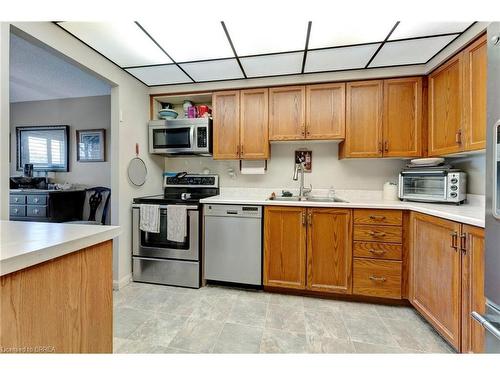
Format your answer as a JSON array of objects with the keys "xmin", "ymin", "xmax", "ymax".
[
  {"xmin": 59, "ymin": 22, "xmax": 172, "ymax": 67},
  {"xmin": 389, "ymin": 22, "xmax": 472, "ymax": 40},
  {"xmin": 308, "ymin": 21, "xmax": 395, "ymax": 49},
  {"xmin": 180, "ymin": 59, "xmax": 244, "ymax": 82},
  {"xmin": 241, "ymin": 52, "xmax": 303, "ymax": 77},
  {"xmin": 138, "ymin": 21, "xmax": 234, "ymax": 62},
  {"xmin": 305, "ymin": 44, "xmax": 380, "ymax": 73},
  {"xmin": 126, "ymin": 65, "xmax": 192, "ymax": 85},
  {"xmin": 224, "ymin": 21, "xmax": 308, "ymax": 55},
  {"xmin": 370, "ymin": 35, "xmax": 457, "ymax": 67}
]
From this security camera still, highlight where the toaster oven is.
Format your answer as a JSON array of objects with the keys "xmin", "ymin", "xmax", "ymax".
[{"xmin": 398, "ymin": 169, "xmax": 467, "ymax": 204}]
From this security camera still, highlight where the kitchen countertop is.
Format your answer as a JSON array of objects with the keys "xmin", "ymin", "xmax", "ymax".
[
  {"xmin": 200, "ymin": 188, "xmax": 485, "ymax": 228},
  {"xmin": 0, "ymin": 221, "xmax": 120, "ymax": 276}
]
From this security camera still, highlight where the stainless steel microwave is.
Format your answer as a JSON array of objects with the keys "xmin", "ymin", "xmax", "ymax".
[
  {"xmin": 148, "ymin": 118, "xmax": 212, "ymax": 156},
  {"xmin": 398, "ymin": 169, "xmax": 467, "ymax": 204}
]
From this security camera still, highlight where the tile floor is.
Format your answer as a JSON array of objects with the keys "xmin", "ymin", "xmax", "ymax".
[{"xmin": 113, "ymin": 282, "xmax": 455, "ymax": 354}]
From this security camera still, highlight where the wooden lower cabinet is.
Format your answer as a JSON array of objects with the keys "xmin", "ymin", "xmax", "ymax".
[
  {"xmin": 264, "ymin": 206, "xmax": 352, "ymax": 294},
  {"xmin": 353, "ymin": 259, "xmax": 402, "ymax": 299},
  {"xmin": 461, "ymin": 224, "xmax": 485, "ymax": 353},
  {"xmin": 306, "ymin": 208, "xmax": 352, "ymax": 294},
  {"xmin": 410, "ymin": 213, "xmax": 485, "ymax": 352},
  {"xmin": 263, "ymin": 206, "xmax": 306, "ymax": 289}
]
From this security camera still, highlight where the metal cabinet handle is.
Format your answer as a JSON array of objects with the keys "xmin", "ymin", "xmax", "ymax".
[
  {"xmin": 33, "ymin": 198, "xmax": 39, "ymax": 203},
  {"xmin": 369, "ymin": 215, "xmax": 386, "ymax": 221},
  {"xmin": 33, "ymin": 209, "xmax": 39, "ymax": 214},
  {"xmin": 369, "ymin": 249, "xmax": 387, "ymax": 255},
  {"xmin": 14, "ymin": 208, "xmax": 18, "ymax": 213},
  {"xmin": 369, "ymin": 231, "xmax": 386, "ymax": 237},
  {"xmin": 384, "ymin": 140, "xmax": 389, "ymax": 153},
  {"xmin": 308, "ymin": 212, "xmax": 312, "ymax": 226},
  {"xmin": 450, "ymin": 231, "xmax": 459, "ymax": 250},
  {"xmin": 369, "ymin": 275, "xmax": 387, "ymax": 282},
  {"xmin": 302, "ymin": 211, "xmax": 306, "ymax": 226},
  {"xmin": 455, "ymin": 129, "xmax": 462, "ymax": 144},
  {"xmin": 460, "ymin": 233, "xmax": 467, "ymax": 253}
]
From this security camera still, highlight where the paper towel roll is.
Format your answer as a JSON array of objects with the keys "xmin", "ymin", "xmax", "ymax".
[{"xmin": 383, "ymin": 182, "xmax": 399, "ymax": 201}]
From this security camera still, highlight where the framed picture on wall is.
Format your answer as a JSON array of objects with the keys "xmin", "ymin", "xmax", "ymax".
[{"xmin": 76, "ymin": 129, "xmax": 106, "ymax": 162}]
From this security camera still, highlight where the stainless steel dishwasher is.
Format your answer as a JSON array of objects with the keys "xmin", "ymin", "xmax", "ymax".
[{"xmin": 204, "ymin": 204, "xmax": 262, "ymax": 285}]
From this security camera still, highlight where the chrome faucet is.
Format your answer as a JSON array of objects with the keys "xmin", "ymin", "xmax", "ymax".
[{"xmin": 293, "ymin": 159, "xmax": 312, "ymax": 200}]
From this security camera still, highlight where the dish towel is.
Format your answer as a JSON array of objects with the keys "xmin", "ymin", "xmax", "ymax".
[
  {"xmin": 167, "ymin": 205, "xmax": 188, "ymax": 243},
  {"xmin": 139, "ymin": 204, "xmax": 160, "ymax": 233}
]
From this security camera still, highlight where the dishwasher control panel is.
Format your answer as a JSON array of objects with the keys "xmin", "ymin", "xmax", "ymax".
[{"xmin": 204, "ymin": 204, "xmax": 262, "ymax": 218}]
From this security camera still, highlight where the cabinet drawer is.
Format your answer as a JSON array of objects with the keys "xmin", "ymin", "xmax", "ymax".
[
  {"xmin": 353, "ymin": 259, "xmax": 402, "ymax": 299},
  {"xmin": 353, "ymin": 225, "xmax": 402, "ymax": 243},
  {"xmin": 353, "ymin": 209, "xmax": 402, "ymax": 226},
  {"xmin": 353, "ymin": 241, "xmax": 402, "ymax": 260},
  {"xmin": 27, "ymin": 195, "xmax": 48, "ymax": 205},
  {"xmin": 10, "ymin": 205, "xmax": 26, "ymax": 217},
  {"xmin": 10, "ymin": 195, "xmax": 26, "ymax": 204},
  {"xmin": 26, "ymin": 205, "xmax": 47, "ymax": 217}
]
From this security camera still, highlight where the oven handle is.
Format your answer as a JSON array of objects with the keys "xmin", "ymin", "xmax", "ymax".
[{"xmin": 132, "ymin": 204, "xmax": 199, "ymax": 210}]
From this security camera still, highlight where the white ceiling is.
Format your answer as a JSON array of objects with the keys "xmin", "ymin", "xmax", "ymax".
[
  {"xmin": 57, "ymin": 21, "xmax": 475, "ymax": 87},
  {"xmin": 10, "ymin": 33, "xmax": 111, "ymax": 103}
]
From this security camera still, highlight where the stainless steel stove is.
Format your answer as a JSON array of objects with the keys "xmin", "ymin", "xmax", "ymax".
[{"xmin": 132, "ymin": 174, "xmax": 219, "ymax": 288}]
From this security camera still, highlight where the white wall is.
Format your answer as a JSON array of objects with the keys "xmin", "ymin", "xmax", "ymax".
[
  {"xmin": 0, "ymin": 23, "xmax": 10, "ymax": 220},
  {"xmin": 5, "ymin": 22, "xmax": 165, "ymax": 288},
  {"xmin": 450, "ymin": 153, "xmax": 486, "ymax": 195},
  {"xmin": 10, "ymin": 95, "xmax": 111, "ymax": 187},
  {"xmin": 166, "ymin": 142, "xmax": 406, "ymax": 191}
]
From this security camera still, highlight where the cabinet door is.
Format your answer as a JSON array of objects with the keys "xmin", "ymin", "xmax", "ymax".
[
  {"xmin": 462, "ymin": 35, "xmax": 487, "ymax": 152},
  {"xmin": 213, "ymin": 91, "xmax": 240, "ymax": 159},
  {"xmin": 305, "ymin": 83, "xmax": 345, "ymax": 140},
  {"xmin": 306, "ymin": 208, "xmax": 352, "ymax": 294},
  {"xmin": 269, "ymin": 86, "xmax": 305, "ymax": 140},
  {"xmin": 240, "ymin": 88, "xmax": 269, "ymax": 159},
  {"xmin": 461, "ymin": 224, "xmax": 485, "ymax": 353},
  {"xmin": 428, "ymin": 54, "xmax": 464, "ymax": 155},
  {"xmin": 383, "ymin": 77, "xmax": 423, "ymax": 157},
  {"xmin": 410, "ymin": 213, "xmax": 461, "ymax": 350},
  {"xmin": 341, "ymin": 80, "xmax": 383, "ymax": 158},
  {"xmin": 264, "ymin": 206, "xmax": 306, "ymax": 289}
]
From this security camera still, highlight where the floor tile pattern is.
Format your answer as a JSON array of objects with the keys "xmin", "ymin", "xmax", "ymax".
[{"xmin": 113, "ymin": 282, "xmax": 455, "ymax": 354}]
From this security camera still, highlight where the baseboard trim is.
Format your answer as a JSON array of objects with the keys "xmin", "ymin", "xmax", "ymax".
[{"xmin": 113, "ymin": 273, "xmax": 132, "ymax": 290}]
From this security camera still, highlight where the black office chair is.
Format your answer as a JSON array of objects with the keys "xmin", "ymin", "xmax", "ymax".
[{"xmin": 68, "ymin": 187, "xmax": 111, "ymax": 225}]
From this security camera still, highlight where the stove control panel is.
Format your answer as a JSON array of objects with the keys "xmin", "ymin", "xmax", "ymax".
[{"xmin": 164, "ymin": 174, "xmax": 219, "ymax": 188}]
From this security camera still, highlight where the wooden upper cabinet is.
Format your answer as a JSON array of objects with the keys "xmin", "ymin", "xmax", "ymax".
[
  {"xmin": 410, "ymin": 213, "xmax": 462, "ymax": 350},
  {"xmin": 461, "ymin": 224, "xmax": 485, "ymax": 353},
  {"xmin": 240, "ymin": 88, "xmax": 269, "ymax": 159},
  {"xmin": 264, "ymin": 206, "xmax": 306, "ymax": 289},
  {"xmin": 428, "ymin": 54, "xmax": 464, "ymax": 156},
  {"xmin": 341, "ymin": 80, "xmax": 384, "ymax": 158},
  {"xmin": 307, "ymin": 208, "xmax": 352, "ymax": 294},
  {"xmin": 463, "ymin": 35, "xmax": 487, "ymax": 151},
  {"xmin": 213, "ymin": 91, "xmax": 240, "ymax": 159},
  {"xmin": 305, "ymin": 83, "xmax": 346, "ymax": 140},
  {"xmin": 383, "ymin": 77, "xmax": 423, "ymax": 157},
  {"xmin": 269, "ymin": 86, "xmax": 306, "ymax": 140}
]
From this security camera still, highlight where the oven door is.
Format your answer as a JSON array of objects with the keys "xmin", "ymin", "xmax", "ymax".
[
  {"xmin": 132, "ymin": 206, "xmax": 199, "ymax": 261},
  {"xmin": 399, "ymin": 172, "xmax": 448, "ymax": 202},
  {"xmin": 149, "ymin": 125, "xmax": 194, "ymax": 154}
]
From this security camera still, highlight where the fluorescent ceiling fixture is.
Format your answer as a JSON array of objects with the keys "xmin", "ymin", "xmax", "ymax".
[
  {"xmin": 126, "ymin": 65, "xmax": 192, "ymax": 85},
  {"xmin": 138, "ymin": 21, "xmax": 234, "ymax": 62},
  {"xmin": 224, "ymin": 21, "xmax": 308, "ymax": 55},
  {"xmin": 59, "ymin": 22, "xmax": 172, "ymax": 67},
  {"xmin": 389, "ymin": 21, "xmax": 472, "ymax": 40},
  {"xmin": 370, "ymin": 35, "xmax": 456, "ymax": 67},
  {"xmin": 180, "ymin": 59, "xmax": 243, "ymax": 81},
  {"xmin": 308, "ymin": 21, "xmax": 395, "ymax": 49},
  {"xmin": 241, "ymin": 52, "xmax": 303, "ymax": 77},
  {"xmin": 305, "ymin": 43, "xmax": 380, "ymax": 73}
]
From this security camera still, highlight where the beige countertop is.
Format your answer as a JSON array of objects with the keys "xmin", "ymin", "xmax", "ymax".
[
  {"xmin": 200, "ymin": 188, "xmax": 485, "ymax": 228},
  {"xmin": 0, "ymin": 221, "xmax": 120, "ymax": 276}
]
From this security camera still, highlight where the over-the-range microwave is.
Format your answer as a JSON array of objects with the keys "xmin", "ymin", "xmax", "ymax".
[
  {"xmin": 398, "ymin": 169, "xmax": 467, "ymax": 204},
  {"xmin": 148, "ymin": 118, "xmax": 212, "ymax": 156}
]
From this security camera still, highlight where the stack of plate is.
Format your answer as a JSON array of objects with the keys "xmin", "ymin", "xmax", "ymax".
[
  {"xmin": 158, "ymin": 109, "xmax": 178, "ymax": 119},
  {"xmin": 407, "ymin": 157, "xmax": 445, "ymax": 168}
]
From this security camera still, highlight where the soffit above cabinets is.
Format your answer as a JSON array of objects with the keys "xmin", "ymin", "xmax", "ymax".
[{"xmin": 56, "ymin": 21, "xmax": 476, "ymax": 87}]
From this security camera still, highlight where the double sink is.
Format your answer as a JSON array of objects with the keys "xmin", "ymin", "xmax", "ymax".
[{"xmin": 268, "ymin": 195, "xmax": 349, "ymax": 203}]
